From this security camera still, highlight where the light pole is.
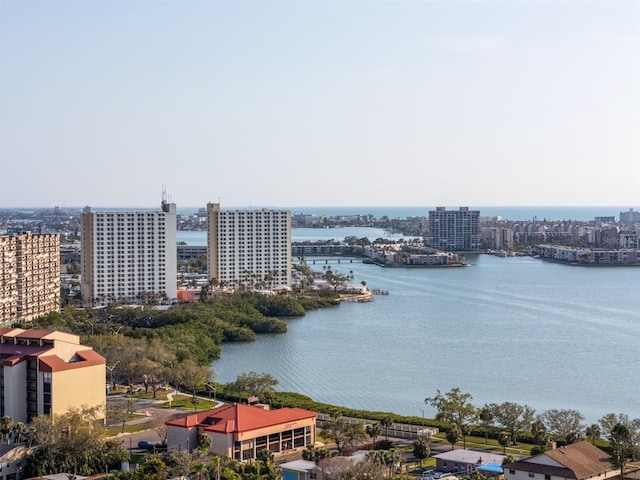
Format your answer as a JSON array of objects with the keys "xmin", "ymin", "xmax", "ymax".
[{"xmin": 415, "ymin": 405, "xmax": 425, "ymax": 438}]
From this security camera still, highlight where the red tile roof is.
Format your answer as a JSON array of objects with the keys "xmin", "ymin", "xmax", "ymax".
[
  {"xmin": 166, "ymin": 403, "xmax": 316, "ymax": 434},
  {"xmin": 38, "ymin": 349, "xmax": 105, "ymax": 372}
]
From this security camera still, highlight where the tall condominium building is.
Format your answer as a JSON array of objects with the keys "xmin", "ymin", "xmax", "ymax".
[
  {"xmin": 620, "ymin": 208, "xmax": 640, "ymax": 224},
  {"xmin": 0, "ymin": 232, "xmax": 60, "ymax": 324},
  {"xmin": 206, "ymin": 203, "xmax": 291, "ymax": 290},
  {"xmin": 0, "ymin": 328, "xmax": 105, "ymax": 423},
  {"xmin": 81, "ymin": 201, "xmax": 177, "ymax": 305},
  {"xmin": 428, "ymin": 207, "xmax": 480, "ymax": 251}
]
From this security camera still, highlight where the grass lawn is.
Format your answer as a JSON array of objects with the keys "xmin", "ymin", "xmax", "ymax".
[
  {"xmin": 104, "ymin": 421, "xmax": 156, "ymax": 437},
  {"xmin": 431, "ymin": 433, "xmax": 534, "ymax": 456},
  {"xmin": 162, "ymin": 394, "xmax": 218, "ymax": 411}
]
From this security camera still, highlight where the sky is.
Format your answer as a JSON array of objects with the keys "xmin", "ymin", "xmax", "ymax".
[{"xmin": 1, "ymin": 0, "xmax": 639, "ymax": 208}]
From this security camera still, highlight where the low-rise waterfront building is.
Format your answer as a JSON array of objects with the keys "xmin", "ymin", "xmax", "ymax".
[
  {"xmin": 166, "ymin": 403, "xmax": 316, "ymax": 461},
  {"xmin": 534, "ymin": 245, "xmax": 640, "ymax": 265}
]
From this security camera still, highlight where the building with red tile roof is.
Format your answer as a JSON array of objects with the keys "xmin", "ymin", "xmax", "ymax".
[
  {"xmin": 166, "ymin": 402, "xmax": 316, "ymax": 461},
  {"xmin": 0, "ymin": 328, "xmax": 106, "ymax": 423}
]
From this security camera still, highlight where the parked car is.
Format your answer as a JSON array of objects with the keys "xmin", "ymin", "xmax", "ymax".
[{"xmin": 138, "ymin": 440, "xmax": 155, "ymax": 450}]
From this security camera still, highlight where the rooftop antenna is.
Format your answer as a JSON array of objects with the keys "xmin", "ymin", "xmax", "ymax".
[{"xmin": 161, "ymin": 184, "xmax": 169, "ymax": 211}]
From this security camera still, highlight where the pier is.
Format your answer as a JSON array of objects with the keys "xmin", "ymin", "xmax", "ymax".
[
  {"xmin": 371, "ymin": 288, "xmax": 389, "ymax": 295},
  {"xmin": 297, "ymin": 258, "xmax": 359, "ymax": 265}
]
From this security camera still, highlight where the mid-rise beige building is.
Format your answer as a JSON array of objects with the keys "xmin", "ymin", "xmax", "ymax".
[
  {"xmin": 0, "ymin": 232, "xmax": 60, "ymax": 324},
  {"xmin": 207, "ymin": 203, "xmax": 291, "ymax": 290},
  {"xmin": 0, "ymin": 328, "xmax": 106, "ymax": 423}
]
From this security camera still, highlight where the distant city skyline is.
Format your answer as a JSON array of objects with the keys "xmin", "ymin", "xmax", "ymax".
[{"xmin": 1, "ymin": 1, "xmax": 639, "ymax": 208}]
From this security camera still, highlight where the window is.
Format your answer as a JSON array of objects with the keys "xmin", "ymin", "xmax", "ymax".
[
  {"xmin": 528, "ymin": 474, "xmax": 535, "ymax": 478},
  {"xmin": 43, "ymin": 371, "xmax": 52, "ymax": 414}
]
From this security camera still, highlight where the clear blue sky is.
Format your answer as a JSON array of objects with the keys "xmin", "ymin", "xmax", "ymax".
[{"xmin": 1, "ymin": 0, "xmax": 639, "ymax": 208}]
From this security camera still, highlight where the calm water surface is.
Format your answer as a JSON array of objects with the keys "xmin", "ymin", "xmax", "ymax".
[{"xmin": 212, "ymin": 254, "xmax": 640, "ymax": 423}]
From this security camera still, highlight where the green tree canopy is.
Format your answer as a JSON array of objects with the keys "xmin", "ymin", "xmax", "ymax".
[{"xmin": 425, "ymin": 388, "xmax": 477, "ymax": 448}]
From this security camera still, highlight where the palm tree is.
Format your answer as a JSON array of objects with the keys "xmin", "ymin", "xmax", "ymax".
[
  {"xmin": 365, "ymin": 422, "xmax": 382, "ymax": 450},
  {"xmin": 380, "ymin": 416, "xmax": 393, "ymax": 441},
  {"xmin": 586, "ymin": 423, "xmax": 601, "ymax": 445},
  {"xmin": 0, "ymin": 416, "xmax": 13, "ymax": 444},
  {"xmin": 210, "ymin": 455, "xmax": 222, "ymax": 480},
  {"xmin": 478, "ymin": 405, "xmax": 494, "ymax": 444},
  {"xmin": 446, "ymin": 427, "xmax": 461, "ymax": 451},
  {"xmin": 12, "ymin": 422, "xmax": 26, "ymax": 444},
  {"xmin": 383, "ymin": 449, "xmax": 401, "ymax": 475},
  {"xmin": 189, "ymin": 461, "xmax": 209, "ymax": 480},
  {"xmin": 498, "ymin": 431, "xmax": 510, "ymax": 455},
  {"xmin": 412, "ymin": 438, "xmax": 430, "ymax": 468}
]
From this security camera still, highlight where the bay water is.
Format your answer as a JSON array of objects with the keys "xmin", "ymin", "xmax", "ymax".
[{"xmin": 176, "ymin": 223, "xmax": 640, "ymax": 424}]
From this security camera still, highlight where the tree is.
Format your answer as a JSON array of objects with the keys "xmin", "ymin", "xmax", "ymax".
[
  {"xmin": 478, "ymin": 404, "xmax": 495, "ymax": 444},
  {"xmin": 425, "ymin": 388, "xmax": 477, "ymax": 449},
  {"xmin": 586, "ymin": 424, "xmax": 601, "ymax": 445},
  {"xmin": 412, "ymin": 438, "xmax": 430, "ymax": 467},
  {"xmin": 530, "ymin": 418, "xmax": 548, "ymax": 446},
  {"xmin": 380, "ymin": 416, "xmax": 393, "ymax": 441},
  {"xmin": 322, "ymin": 266, "xmax": 351, "ymax": 292},
  {"xmin": 345, "ymin": 422, "xmax": 366, "ymax": 451},
  {"xmin": 467, "ymin": 472, "xmax": 488, "ymax": 480},
  {"xmin": 498, "ymin": 431, "xmax": 510, "ymax": 455},
  {"xmin": 106, "ymin": 401, "xmax": 129, "ymax": 434},
  {"xmin": 446, "ymin": 426, "xmax": 461, "ymax": 450},
  {"xmin": 322, "ymin": 417, "xmax": 350, "ymax": 454},
  {"xmin": 540, "ymin": 409, "xmax": 585, "ymax": 444},
  {"xmin": 492, "ymin": 402, "xmax": 535, "ymax": 445},
  {"xmin": 189, "ymin": 461, "xmax": 209, "ymax": 480},
  {"xmin": 302, "ymin": 444, "xmax": 331, "ymax": 463},
  {"xmin": 600, "ymin": 413, "xmax": 640, "ymax": 461},
  {"xmin": 12, "ymin": 421, "xmax": 26, "ymax": 444},
  {"xmin": 196, "ymin": 432, "xmax": 212, "ymax": 453},
  {"xmin": 226, "ymin": 371, "xmax": 278, "ymax": 402},
  {"xmin": 610, "ymin": 423, "xmax": 632, "ymax": 479},
  {"xmin": 600, "ymin": 412, "xmax": 627, "ymax": 437},
  {"xmin": 0, "ymin": 416, "xmax": 13, "ymax": 444},
  {"xmin": 21, "ymin": 406, "xmax": 128, "ymax": 477},
  {"xmin": 365, "ymin": 422, "xmax": 382, "ymax": 449},
  {"xmin": 172, "ymin": 359, "xmax": 214, "ymax": 410}
]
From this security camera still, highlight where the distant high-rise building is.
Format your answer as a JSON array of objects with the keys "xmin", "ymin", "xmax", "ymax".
[
  {"xmin": 80, "ymin": 200, "xmax": 177, "ymax": 305},
  {"xmin": 594, "ymin": 216, "xmax": 615, "ymax": 226},
  {"xmin": 0, "ymin": 232, "xmax": 60, "ymax": 324},
  {"xmin": 206, "ymin": 203, "xmax": 291, "ymax": 290},
  {"xmin": 428, "ymin": 207, "xmax": 480, "ymax": 251},
  {"xmin": 619, "ymin": 208, "xmax": 640, "ymax": 224}
]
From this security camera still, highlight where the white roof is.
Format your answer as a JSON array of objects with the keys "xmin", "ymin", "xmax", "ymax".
[
  {"xmin": 280, "ymin": 460, "xmax": 317, "ymax": 472},
  {"xmin": 434, "ymin": 449, "xmax": 505, "ymax": 465}
]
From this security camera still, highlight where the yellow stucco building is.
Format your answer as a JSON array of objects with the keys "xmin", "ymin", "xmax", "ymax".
[{"xmin": 0, "ymin": 328, "xmax": 106, "ymax": 423}]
